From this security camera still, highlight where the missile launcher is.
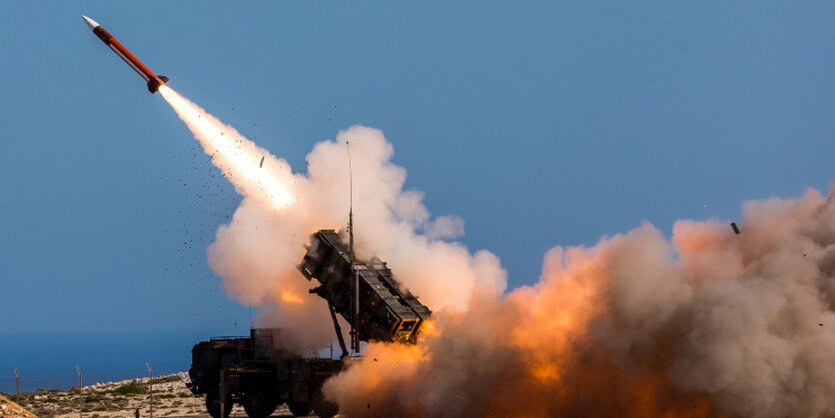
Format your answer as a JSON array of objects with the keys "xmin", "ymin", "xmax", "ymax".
[
  {"xmin": 298, "ymin": 229, "xmax": 432, "ymax": 345},
  {"xmin": 187, "ymin": 230, "xmax": 433, "ymax": 417}
]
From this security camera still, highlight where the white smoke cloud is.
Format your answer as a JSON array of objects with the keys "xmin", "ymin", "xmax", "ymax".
[
  {"xmin": 161, "ymin": 90, "xmax": 508, "ymax": 348},
  {"xmin": 326, "ymin": 188, "xmax": 835, "ymax": 418},
  {"xmin": 164, "ymin": 86, "xmax": 835, "ymax": 417}
]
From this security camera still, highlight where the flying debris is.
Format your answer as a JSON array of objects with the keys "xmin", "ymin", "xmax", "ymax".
[
  {"xmin": 81, "ymin": 15, "xmax": 169, "ymax": 94},
  {"xmin": 730, "ymin": 222, "xmax": 741, "ymax": 235}
]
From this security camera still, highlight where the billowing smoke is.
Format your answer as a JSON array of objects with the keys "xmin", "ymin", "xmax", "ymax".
[
  {"xmin": 160, "ymin": 87, "xmax": 506, "ymax": 347},
  {"xmin": 326, "ymin": 189, "xmax": 835, "ymax": 418},
  {"xmin": 161, "ymin": 86, "xmax": 835, "ymax": 417}
]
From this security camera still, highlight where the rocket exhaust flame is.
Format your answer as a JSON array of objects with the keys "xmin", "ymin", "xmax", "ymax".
[{"xmin": 158, "ymin": 86, "xmax": 294, "ymax": 209}]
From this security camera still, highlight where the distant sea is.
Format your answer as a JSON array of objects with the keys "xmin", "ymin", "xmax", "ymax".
[{"xmin": 0, "ymin": 329, "xmax": 248, "ymax": 393}]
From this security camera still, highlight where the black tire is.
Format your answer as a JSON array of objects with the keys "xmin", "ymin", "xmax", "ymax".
[
  {"xmin": 243, "ymin": 389, "xmax": 277, "ymax": 418},
  {"xmin": 312, "ymin": 399, "xmax": 338, "ymax": 418},
  {"xmin": 206, "ymin": 390, "xmax": 233, "ymax": 418},
  {"xmin": 288, "ymin": 401, "xmax": 313, "ymax": 417}
]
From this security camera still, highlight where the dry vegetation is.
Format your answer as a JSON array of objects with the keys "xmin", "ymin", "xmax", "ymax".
[
  {"xmin": 3, "ymin": 372, "xmax": 306, "ymax": 417},
  {"xmin": 5, "ymin": 373, "xmax": 201, "ymax": 417},
  {"xmin": 4, "ymin": 372, "xmax": 310, "ymax": 417}
]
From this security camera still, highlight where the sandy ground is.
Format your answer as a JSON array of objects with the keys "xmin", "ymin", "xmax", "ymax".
[{"xmin": 8, "ymin": 372, "xmax": 308, "ymax": 418}]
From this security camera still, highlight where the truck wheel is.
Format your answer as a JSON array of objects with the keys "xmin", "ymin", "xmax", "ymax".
[
  {"xmin": 206, "ymin": 390, "xmax": 233, "ymax": 418},
  {"xmin": 288, "ymin": 401, "xmax": 312, "ymax": 416},
  {"xmin": 243, "ymin": 390, "xmax": 277, "ymax": 418},
  {"xmin": 312, "ymin": 400, "xmax": 338, "ymax": 418}
]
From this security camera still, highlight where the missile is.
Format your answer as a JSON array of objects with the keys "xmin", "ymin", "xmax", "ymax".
[{"xmin": 82, "ymin": 15, "xmax": 169, "ymax": 94}]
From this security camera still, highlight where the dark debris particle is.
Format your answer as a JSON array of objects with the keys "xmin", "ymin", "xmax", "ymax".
[{"xmin": 730, "ymin": 222, "xmax": 741, "ymax": 235}]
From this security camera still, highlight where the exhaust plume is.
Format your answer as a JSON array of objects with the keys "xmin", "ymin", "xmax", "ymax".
[
  {"xmin": 159, "ymin": 87, "xmax": 506, "ymax": 347},
  {"xmin": 325, "ymin": 189, "xmax": 835, "ymax": 418},
  {"xmin": 159, "ymin": 86, "xmax": 294, "ymax": 209},
  {"xmin": 161, "ymin": 86, "xmax": 835, "ymax": 417}
]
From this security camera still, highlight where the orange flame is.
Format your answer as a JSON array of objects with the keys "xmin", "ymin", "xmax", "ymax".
[{"xmin": 280, "ymin": 290, "xmax": 304, "ymax": 305}]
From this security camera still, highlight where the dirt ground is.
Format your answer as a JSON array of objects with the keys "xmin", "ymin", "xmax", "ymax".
[
  {"xmin": 1, "ymin": 392, "xmax": 38, "ymax": 418},
  {"xmin": 9, "ymin": 372, "xmax": 310, "ymax": 418}
]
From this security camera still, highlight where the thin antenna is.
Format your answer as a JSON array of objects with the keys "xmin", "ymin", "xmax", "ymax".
[
  {"xmin": 347, "ymin": 141, "xmax": 353, "ymax": 236},
  {"xmin": 346, "ymin": 140, "xmax": 359, "ymax": 354},
  {"xmin": 15, "ymin": 366, "xmax": 19, "ymax": 403}
]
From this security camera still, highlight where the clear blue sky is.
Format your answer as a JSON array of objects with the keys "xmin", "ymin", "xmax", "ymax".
[{"xmin": 1, "ymin": 1, "xmax": 833, "ymax": 333}]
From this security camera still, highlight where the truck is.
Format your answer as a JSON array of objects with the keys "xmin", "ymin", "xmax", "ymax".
[
  {"xmin": 188, "ymin": 328, "xmax": 341, "ymax": 418},
  {"xmin": 187, "ymin": 229, "xmax": 432, "ymax": 417}
]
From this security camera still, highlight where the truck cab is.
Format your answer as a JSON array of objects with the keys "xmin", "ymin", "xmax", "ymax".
[{"xmin": 188, "ymin": 328, "xmax": 341, "ymax": 418}]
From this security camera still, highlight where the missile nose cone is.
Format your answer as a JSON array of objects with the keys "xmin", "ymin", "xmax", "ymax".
[{"xmin": 81, "ymin": 15, "xmax": 100, "ymax": 31}]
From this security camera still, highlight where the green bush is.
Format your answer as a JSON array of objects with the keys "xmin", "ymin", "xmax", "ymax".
[
  {"xmin": 151, "ymin": 375, "xmax": 182, "ymax": 384},
  {"xmin": 113, "ymin": 383, "xmax": 147, "ymax": 395},
  {"xmin": 84, "ymin": 393, "xmax": 105, "ymax": 403}
]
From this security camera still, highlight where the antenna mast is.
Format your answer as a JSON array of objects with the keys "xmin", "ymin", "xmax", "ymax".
[{"xmin": 346, "ymin": 141, "xmax": 360, "ymax": 354}]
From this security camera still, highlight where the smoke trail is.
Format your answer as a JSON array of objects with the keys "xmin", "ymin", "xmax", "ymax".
[
  {"xmin": 159, "ymin": 86, "xmax": 294, "ymax": 209},
  {"xmin": 159, "ymin": 87, "xmax": 506, "ymax": 348}
]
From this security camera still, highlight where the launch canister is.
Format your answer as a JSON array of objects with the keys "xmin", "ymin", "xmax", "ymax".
[{"xmin": 82, "ymin": 15, "xmax": 169, "ymax": 94}]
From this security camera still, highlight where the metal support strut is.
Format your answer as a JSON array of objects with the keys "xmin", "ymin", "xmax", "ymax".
[{"xmin": 328, "ymin": 301, "xmax": 349, "ymax": 358}]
